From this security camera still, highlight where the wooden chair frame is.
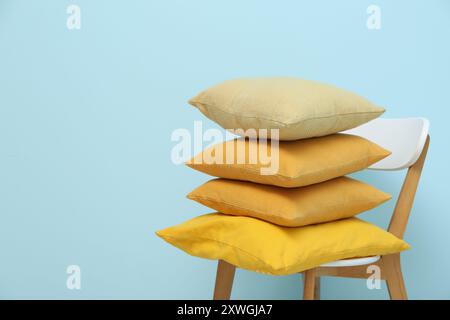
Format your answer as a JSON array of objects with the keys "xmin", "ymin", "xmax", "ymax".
[{"xmin": 213, "ymin": 135, "xmax": 429, "ymax": 300}]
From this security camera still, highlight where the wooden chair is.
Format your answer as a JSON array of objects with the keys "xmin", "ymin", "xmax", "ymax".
[{"xmin": 212, "ymin": 118, "xmax": 430, "ymax": 300}]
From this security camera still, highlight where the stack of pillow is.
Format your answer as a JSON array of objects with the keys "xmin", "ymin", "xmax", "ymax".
[{"xmin": 157, "ymin": 77, "xmax": 409, "ymax": 276}]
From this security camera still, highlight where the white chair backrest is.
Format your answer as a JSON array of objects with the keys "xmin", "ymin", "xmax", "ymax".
[{"xmin": 344, "ymin": 118, "xmax": 430, "ymax": 171}]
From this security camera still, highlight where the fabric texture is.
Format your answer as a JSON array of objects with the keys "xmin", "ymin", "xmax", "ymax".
[
  {"xmin": 156, "ymin": 213, "xmax": 409, "ymax": 275},
  {"xmin": 186, "ymin": 134, "xmax": 391, "ymax": 188},
  {"xmin": 189, "ymin": 77, "xmax": 385, "ymax": 140},
  {"xmin": 187, "ymin": 177, "xmax": 391, "ymax": 227}
]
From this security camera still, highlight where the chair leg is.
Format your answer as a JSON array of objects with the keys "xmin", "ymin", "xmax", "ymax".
[
  {"xmin": 314, "ymin": 276, "xmax": 321, "ymax": 300},
  {"xmin": 213, "ymin": 260, "xmax": 236, "ymax": 300},
  {"xmin": 383, "ymin": 254, "xmax": 407, "ymax": 300},
  {"xmin": 303, "ymin": 268, "xmax": 317, "ymax": 300}
]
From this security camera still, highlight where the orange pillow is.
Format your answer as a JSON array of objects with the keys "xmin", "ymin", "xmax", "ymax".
[
  {"xmin": 187, "ymin": 134, "xmax": 390, "ymax": 188},
  {"xmin": 187, "ymin": 177, "xmax": 391, "ymax": 227}
]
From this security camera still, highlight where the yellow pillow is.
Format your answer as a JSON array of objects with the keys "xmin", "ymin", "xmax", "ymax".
[
  {"xmin": 156, "ymin": 213, "xmax": 409, "ymax": 275},
  {"xmin": 189, "ymin": 77, "xmax": 384, "ymax": 140},
  {"xmin": 186, "ymin": 134, "xmax": 390, "ymax": 188},
  {"xmin": 187, "ymin": 177, "xmax": 391, "ymax": 227}
]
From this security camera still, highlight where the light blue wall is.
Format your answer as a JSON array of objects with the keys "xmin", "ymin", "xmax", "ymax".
[{"xmin": 0, "ymin": 0, "xmax": 449, "ymax": 299}]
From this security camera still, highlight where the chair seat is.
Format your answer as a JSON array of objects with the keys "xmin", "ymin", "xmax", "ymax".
[{"xmin": 320, "ymin": 256, "xmax": 380, "ymax": 268}]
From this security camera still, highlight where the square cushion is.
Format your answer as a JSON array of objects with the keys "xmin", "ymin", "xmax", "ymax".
[
  {"xmin": 187, "ymin": 177, "xmax": 391, "ymax": 227},
  {"xmin": 189, "ymin": 77, "xmax": 385, "ymax": 140},
  {"xmin": 156, "ymin": 213, "xmax": 409, "ymax": 275},
  {"xmin": 187, "ymin": 133, "xmax": 390, "ymax": 188}
]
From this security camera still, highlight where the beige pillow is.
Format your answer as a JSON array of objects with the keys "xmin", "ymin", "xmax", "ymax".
[
  {"xmin": 187, "ymin": 177, "xmax": 391, "ymax": 227},
  {"xmin": 189, "ymin": 77, "xmax": 384, "ymax": 140}
]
